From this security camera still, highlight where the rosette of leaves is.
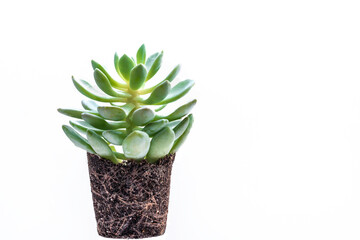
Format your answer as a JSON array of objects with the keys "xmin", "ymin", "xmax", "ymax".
[{"xmin": 58, "ymin": 44, "xmax": 196, "ymax": 164}]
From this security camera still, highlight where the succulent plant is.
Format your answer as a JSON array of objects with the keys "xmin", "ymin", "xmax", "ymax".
[{"xmin": 58, "ymin": 44, "xmax": 196, "ymax": 164}]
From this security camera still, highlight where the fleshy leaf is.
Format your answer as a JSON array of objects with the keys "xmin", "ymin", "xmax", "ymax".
[
  {"xmin": 136, "ymin": 44, "xmax": 146, "ymax": 64},
  {"xmin": 130, "ymin": 64, "xmax": 147, "ymax": 90},
  {"xmin": 62, "ymin": 125, "xmax": 95, "ymax": 154},
  {"xmin": 109, "ymin": 103, "xmax": 136, "ymax": 117},
  {"xmin": 164, "ymin": 64, "xmax": 181, "ymax": 82},
  {"xmin": 82, "ymin": 113, "xmax": 128, "ymax": 130},
  {"xmin": 138, "ymin": 65, "xmax": 181, "ymax": 95},
  {"xmin": 81, "ymin": 100, "xmax": 99, "ymax": 111},
  {"xmin": 114, "ymin": 151, "xmax": 126, "ymax": 160},
  {"xmin": 141, "ymin": 81, "xmax": 171, "ymax": 105},
  {"xmin": 173, "ymin": 116, "xmax": 189, "ymax": 139},
  {"xmin": 102, "ymin": 130, "xmax": 127, "ymax": 145},
  {"xmin": 91, "ymin": 60, "xmax": 126, "ymax": 88},
  {"xmin": 131, "ymin": 108, "xmax": 155, "ymax": 126},
  {"xmin": 122, "ymin": 130, "xmax": 150, "ymax": 159},
  {"xmin": 165, "ymin": 99, "xmax": 197, "ymax": 121},
  {"xmin": 87, "ymin": 130, "xmax": 119, "ymax": 164},
  {"xmin": 72, "ymin": 77, "xmax": 127, "ymax": 102},
  {"xmin": 93, "ymin": 69, "xmax": 131, "ymax": 98},
  {"xmin": 58, "ymin": 108, "xmax": 97, "ymax": 119},
  {"xmin": 118, "ymin": 54, "xmax": 135, "ymax": 81},
  {"xmin": 155, "ymin": 104, "xmax": 167, "ymax": 112},
  {"xmin": 146, "ymin": 51, "xmax": 163, "ymax": 81},
  {"xmin": 147, "ymin": 127, "xmax": 175, "ymax": 163},
  {"xmin": 171, "ymin": 114, "xmax": 194, "ymax": 153},
  {"xmin": 97, "ymin": 106, "xmax": 126, "ymax": 121},
  {"xmin": 145, "ymin": 52, "xmax": 160, "ymax": 69},
  {"xmin": 142, "ymin": 119, "xmax": 169, "ymax": 136},
  {"xmin": 166, "ymin": 119, "xmax": 182, "ymax": 129},
  {"xmin": 70, "ymin": 120, "xmax": 103, "ymax": 134},
  {"xmin": 114, "ymin": 52, "xmax": 121, "ymax": 76},
  {"xmin": 154, "ymin": 79, "xmax": 195, "ymax": 105}
]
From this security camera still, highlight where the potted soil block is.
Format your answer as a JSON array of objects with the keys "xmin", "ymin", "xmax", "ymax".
[{"xmin": 87, "ymin": 153, "xmax": 175, "ymax": 238}]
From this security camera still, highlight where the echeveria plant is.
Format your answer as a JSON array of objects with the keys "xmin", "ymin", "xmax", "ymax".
[{"xmin": 58, "ymin": 44, "xmax": 196, "ymax": 164}]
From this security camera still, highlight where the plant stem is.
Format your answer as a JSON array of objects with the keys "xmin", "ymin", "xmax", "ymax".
[{"xmin": 125, "ymin": 87, "xmax": 140, "ymax": 134}]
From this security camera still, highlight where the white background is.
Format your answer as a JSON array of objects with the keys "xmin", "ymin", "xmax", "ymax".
[{"xmin": 1, "ymin": 0, "xmax": 360, "ymax": 239}]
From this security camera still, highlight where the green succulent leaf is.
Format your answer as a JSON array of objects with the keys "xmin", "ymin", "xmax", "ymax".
[
  {"xmin": 171, "ymin": 114, "xmax": 194, "ymax": 153},
  {"xmin": 81, "ymin": 113, "xmax": 108, "ymax": 129},
  {"xmin": 138, "ymin": 65, "xmax": 181, "ymax": 95},
  {"xmin": 118, "ymin": 54, "xmax": 135, "ymax": 81},
  {"xmin": 114, "ymin": 151, "xmax": 126, "ymax": 160},
  {"xmin": 173, "ymin": 116, "xmax": 190, "ymax": 139},
  {"xmin": 155, "ymin": 104, "xmax": 167, "ymax": 112},
  {"xmin": 82, "ymin": 113, "xmax": 128, "ymax": 130},
  {"xmin": 114, "ymin": 52, "xmax": 121, "ymax": 76},
  {"xmin": 130, "ymin": 64, "xmax": 147, "ymax": 90},
  {"xmin": 58, "ymin": 108, "xmax": 97, "ymax": 119},
  {"xmin": 72, "ymin": 77, "xmax": 127, "ymax": 102},
  {"xmin": 93, "ymin": 69, "xmax": 131, "ymax": 98},
  {"xmin": 146, "ymin": 51, "xmax": 163, "ymax": 81},
  {"xmin": 102, "ymin": 130, "xmax": 127, "ymax": 145},
  {"xmin": 97, "ymin": 106, "xmax": 126, "ymax": 121},
  {"xmin": 87, "ymin": 130, "xmax": 119, "ymax": 164},
  {"xmin": 81, "ymin": 100, "xmax": 99, "ymax": 111},
  {"xmin": 122, "ymin": 130, "xmax": 150, "ymax": 160},
  {"xmin": 70, "ymin": 120, "xmax": 103, "ymax": 134},
  {"xmin": 131, "ymin": 108, "xmax": 155, "ymax": 126},
  {"xmin": 141, "ymin": 81, "xmax": 171, "ymax": 105},
  {"xmin": 142, "ymin": 119, "xmax": 169, "ymax": 136},
  {"xmin": 155, "ymin": 79, "xmax": 195, "ymax": 105},
  {"xmin": 166, "ymin": 99, "xmax": 197, "ymax": 121},
  {"xmin": 145, "ymin": 52, "xmax": 160, "ymax": 69},
  {"xmin": 91, "ymin": 60, "xmax": 126, "ymax": 89},
  {"xmin": 62, "ymin": 125, "xmax": 95, "ymax": 154},
  {"xmin": 164, "ymin": 64, "xmax": 181, "ymax": 82},
  {"xmin": 136, "ymin": 44, "xmax": 146, "ymax": 64},
  {"xmin": 166, "ymin": 119, "xmax": 182, "ymax": 129},
  {"xmin": 147, "ymin": 127, "xmax": 175, "ymax": 163}
]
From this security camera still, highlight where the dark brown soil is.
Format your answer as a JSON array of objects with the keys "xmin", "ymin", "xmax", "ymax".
[{"xmin": 87, "ymin": 152, "xmax": 176, "ymax": 239}]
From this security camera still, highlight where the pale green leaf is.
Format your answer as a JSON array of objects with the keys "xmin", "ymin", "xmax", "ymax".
[
  {"xmin": 91, "ymin": 60, "xmax": 126, "ymax": 88},
  {"xmin": 62, "ymin": 125, "xmax": 95, "ymax": 153},
  {"xmin": 87, "ymin": 130, "xmax": 119, "ymax": 164},
  {"xmin": 118, "ymin": 54, "xmax": 135, "ymax": 81},
  {"xmin": 131, "ymin": 108, "xmax": 155, "ymax": 126},
  {"xmin": 165, "ymin": 99, "xmax": 197, "ymax": 121},
  {"xmin": 72, "ymin": 77, "xmax": 127, "ymax": 102},
  {"xmin": 97, "ymin": 106, "xmax": 126, "ymax": 121},
  {"xmin": 146, "ymin": 51, "xmax": 163, "ymax": 81},
  {"xmin": 58, "ymin": 108, "xmax": 97, "ymax": 119},
  {"xmin": 173, "ymin": 116, "xmax": 189, "ymax": 139},
  {"xmin": 136, "ymin": 44, "xmax": 146, "ymax": 64},
  {"xmin": 93, "ymin": 69, "xmax": 131, "ymax": 97},
  {"xmin": 122, "ymin": 130, "xmax": 150, "ymax": 160},
  {"xmin": 81, "ymin": 100, "xmax": 99, "ymax": 111},
  {"xmin": 147, "ymin": 127, "xmax": 175, "ymax": 163},
  {"xmin": 82, "ymin": 113, "xmax": 128, "ymax": 130},
  {"xmin": 145, "ymin": 52, "xmax": 160, "ymax": 69},
  {"xmin": 102, "ymin": 130, "xmax": 127, "ymax": 145},
  {"xmin": 154, "ymin": 79, "xmax": 195, "ymax": 105},
  {"xmin": 130, "ymin": 64, "xmax": 147, "ymax": 90},
  {"xmin": 142, "ymin": 119, "xmax": 169, "ymax": 136},
  {"xmin": 171, "ymin": 114, "xmax": 194, "ymax": 153},
  {"xmin": 141, "ymin": 81, "xmax": 171, "ymax": 105}
]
